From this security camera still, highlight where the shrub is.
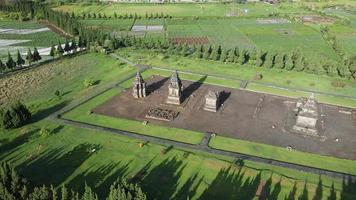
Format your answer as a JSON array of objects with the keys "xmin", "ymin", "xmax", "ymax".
[
  {"xmin": 84, "ymin": 78, "xmax": 97, "ymax": 88},
  {"xmin": 0, "ymin": 102, "xmax": 31, "ymax": 129},
  {"xmin": 331, "ymin": 81, "xmax": 346, "ymax": 88}
]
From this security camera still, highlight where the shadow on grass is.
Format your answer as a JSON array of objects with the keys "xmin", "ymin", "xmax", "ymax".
[
  {"xmin": 0, "ymin": 128, "xmax": 39, "ymax": 159},
  {"xmin": 68, "ymin": 161, "xmax": 130, "ymax": 198},
  {"xmin": 199, "ymin": 167, "xmax": 261, "ymax": 200},
  {"xmin": 30, "ymin": 101, "xmax": 68, "ymax": 123},
  {"xmin": 341, "ymin": 176, "xmax": 356, "ymax": 200},
  {"xmin": 19, "ymin": 143, "xmax": 100, "ymax": 186},
  {"xmin": 141, "ymin": 157, "xmax": 185, "ymax": 200}
]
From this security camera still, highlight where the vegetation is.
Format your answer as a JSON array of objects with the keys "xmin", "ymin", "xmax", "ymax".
[{"xmin": 0, "ymin": 101, "xmax": 31, "ymax": 129}]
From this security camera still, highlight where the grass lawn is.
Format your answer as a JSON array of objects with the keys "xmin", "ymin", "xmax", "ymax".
[
  {"xmin": 117, "ymin": 48, "xmax": 356, "ymax": 100},
  {"xmin": 80, "ymin": 18, "xmax": 135, "ymax": 31},
  {"xmin": 209, "ymin": 136, "xmax": 356, "ymax": 176}
]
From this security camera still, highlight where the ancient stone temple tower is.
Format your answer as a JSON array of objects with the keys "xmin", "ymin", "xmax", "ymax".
[
  {"xmin": 204, "ymin": 90, "xmax": 220, "ymax": 112},
  {"xmin": 132, "ymin": 71, "xmax": 146, "ymax": 98},
  {"xmin": 166, "ymin": 71, "xmax": 183, "ymax": 105},
  {"xmin": 293, "ymin": 94, "xmax": 319, "ymax": 135}
]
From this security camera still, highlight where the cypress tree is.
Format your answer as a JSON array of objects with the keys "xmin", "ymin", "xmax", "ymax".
[
  {"xmin": 50, "ymin": 45, "xmax": 55, "ymax": 58},
  {"xmin": 220, "ymin": 48, "xmax": 228, "ymax": 62},
  {"xmin": 274, "ymin": 53, "xmax": 284, "ymax": 69},
  {"xmin": 33, "ymin": 47, "xmax": 41, "ymax": 62},
  {"xmin": 16, "ymin": 50, "xmax": 25, "ymax": 67},
  {"xmin": 57, "ymin": 42, "xmax": 64, "ymax": 56},
  {"xmin": 0, "ymin": 59, "xmax": 6, "ymax": 72},
  {"xmin": 210, "ymin": 45, "xmax": 221, "ymax": 61},
  {"xmin": 238, "ymin": 49, "xmax": 247, "ymax": 65},
  {"xmin": 263, "ymin": 53, "xmax": 274, "ymax": 68},
  {"xmin": 233, "ymin": 47, "xmax": 240, "ymax": 63},
  {"xmin": 6, "ymin": 52, "xmax": 16, "ymax": 69},
  {"xmin": 64, "ymin": 40, "xmax": 71, "ymax": 52},
  {"xmin": 227, "ymin": 49, "xmax": 235, "ymax": 63},
  {"xmin": 284, "ymin": 54, "xmax": 294, "ymax": 70},
  {"xmin": 26, "ymin": 48, "xmax": 33, "ymax": 66},
  {"xmin": 203, "ymin": 45, "xmax": 211, "ymax": 60},
  {"xmin": 256, "ymin": 50, "xmax": 264, "ymax": 67}
]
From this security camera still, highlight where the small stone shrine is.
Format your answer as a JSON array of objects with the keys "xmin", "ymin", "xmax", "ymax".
[
  {"xmin": 132, "ymin": 71, "xmax": 146, "ymax": 98},
  {"xmin": 166, "ymin": 71, "xmax": 183, "ymax": 105},
  {"xmin": 146, "ymin": 107, "xmax": 179, "ymax": 121},
  {"xmin": 293, "ymin": 94, "xmax": 319, "ymax": 135},
  {"xmin": 204, "ymin": 90, "xmax": 220, "ymax": 112}
]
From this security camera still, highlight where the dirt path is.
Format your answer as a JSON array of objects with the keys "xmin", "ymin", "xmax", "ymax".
[{"xmin": 38, "ymin": 20, "xmax": 72, "ymax": 38}]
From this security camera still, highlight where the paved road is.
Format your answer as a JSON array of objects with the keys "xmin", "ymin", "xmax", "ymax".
[{"xmin": 56, "ymin": 117, "xmax": 356, "ymax": 182}]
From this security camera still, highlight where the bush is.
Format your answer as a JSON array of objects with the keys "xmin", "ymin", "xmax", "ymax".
[
  {"xmin": 0, "ymin": 102, "xmax": 31, "ymax": 129},
  {"xmin": 84, "ymin": 78, "xmax": 98, "ymax": 88},
  {"xmin": 331, "ymin": 81, "xmax": 346, "ymax": 88}
]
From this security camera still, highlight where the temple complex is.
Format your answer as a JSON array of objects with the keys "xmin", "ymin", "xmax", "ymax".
[
  {"xmin": 293, "ymin": 94, "xmax": 319, "ymax": 135},
  {"xmin": 132, "ymin": 71, "xmax": 147, "ymax": 98},
  {"xmin": 204, "ymin": 90, "xmax": 220, "ymax": 112},
  {"xmin": 166, "ymin": 71, "xmax": 183, "ymax": 105}
]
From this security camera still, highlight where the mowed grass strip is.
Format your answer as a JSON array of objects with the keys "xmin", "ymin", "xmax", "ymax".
[
  {"xmin": 62, "ymin": 88, "xmax": 204, "ymax": 145},
  {"xmin": 118, "ymin": 48, "xmax": 356, "ymax": 99},
  {"xmin": 209, "ymin": 136, "xmax": 356, "ymax": 175}
]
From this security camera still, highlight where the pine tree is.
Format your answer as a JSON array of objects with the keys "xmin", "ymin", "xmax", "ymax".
[
  {"xmin": 61, "ymin": 185, "xmax": 69, "ymax": 200},
  {"xmin": 71, "ymin": 38, "xmax": 77, "ymax": 52},
  {"xmin": 82, "ymin": 184, "xmax": 98, "ymax": 200},
  {"xmin": 238, "ymin": 49, "xmax": 247, "ymax": 65},
  {"xmin": 64, "ymin": 40, "xmax": 71, "ymax": 52},
  {"xmin": 50, "ymin": 45, "xmax": 55, "ymax": 58},
  {"xmin": 57, "ymin": 42, "xmax": 64, "ymax": 56},
  {"xmin": 33, "ymin": 48, "xmax": 41, "ymax": 62},
  {"xmin": 16, "ymin": 50, "xmax": 25, "ymax": 67},
  {"xmin": 210, "ymin": 45, "xmax": 221, "ymax": 61},
  {"xmin": 227, "ymin": 49, "xmax": 235, "ymax": 63},
  {"xmin": 181, "ymin": 43, "xmax": 189, "ymax": 57},
  {"xmin": 0, "ymin": 59, "xmax": 6, "ymax": 72},
  {"xmin": 233, "ymin": 47, "xmax": 240, "ymax": 63},
  {"xmin": 248, "ymin": 48, "xmax": 257, "ymax": 65},
  {"xmin": 51, "ymin": 185, "xmax": 58, "ymax": 200},
  {"xmin": 26, "ymin": 48, "xmax": 33, "ymax": 66},
  {"xmin": 195, "ymin": 45, "xmax": 203, "ymax": 59},
  {"xmin": 203, "ymin": 45, "xmax": 212, "ymax": 60},
  {"xmin": 284, "ymin": 54, "xmax": 294, "ymax": 70},
  {"xmin": 220, "ymin": 48, "xmax": 228, "ymax": 62},
  {"xmin": 6, "ymin": 52, "xmax": 16, "ymax": 69},
  {"xmin": 274, "ymin": 53, "xmax": 284, "ymax": 69},
  {"xmin": 263, "ymin": 53, "xmax": 274, "ymax": 68},
  {"xmin": 256, "ymin": 50, "xmax": 264, "ymax": 67}
]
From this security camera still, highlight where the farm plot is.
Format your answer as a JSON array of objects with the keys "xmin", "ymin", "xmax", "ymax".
[
  {"xmin": 167, "ymin": 18, "xmax": 255, "ymax": 49},
  {"xmin": 80, "ymin": 19, "xmax": 134, "ymax": 31}
]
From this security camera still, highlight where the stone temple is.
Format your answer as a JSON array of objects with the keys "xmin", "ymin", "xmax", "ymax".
[
  {"xmin": 204, "ymin": 90, "xmax": 220, "ymax": 112},
  {"xmin": 132, "ymin": 71, "xmax": 146, "ymax": 98},
  {"xmin": 293, "ymin": 94, "xmax": 319, "ymax": 135},
  {"xmin": 166, "ymin": 71, "xmax": 183, "ymax": 105}
]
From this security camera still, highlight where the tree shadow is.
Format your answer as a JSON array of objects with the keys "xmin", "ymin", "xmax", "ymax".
[
  {"xmin": 51, "ymin": 125, "xmax": 65, "ymax": 135},
  {"xmin": 298, "ymin": 182, "xmax": 309, "ymax": 200},
  {"xmin": 285, "ymin": 182, "xmax": 297, "ymax": 200},
  {"xmin": 174, "ymin": 173, "xmax": 203, "ymax": 200},
  {"xmin": 199, "ymin": 167, "xmax": 261, "ymax": 200},
  {"xmin": 30, "ymin": 101, "xmax": 68, "ymax": 123},
  {"xmin": 327, "ymin": 182, "xmax": 337, "ymax": 200},
  {"xmin": 68, "ymin": 161, "xmax": 130, "ymax": 198},
  {"xmin": 341, "ymin": 176, "xmax": 356, "ymax": 200},
  {"xmin": 182, "ymin": 75, "xmax": 207, "ymax": 102},
  {"xmin": 19, "ymin": 143, "xmax": 100, "ymax": 186},
  {"xmin": 312, "ymin": 177, "xmax": 323, "ymax": 200},
  {"xmin": 0, "ymin": 128, "xmax": 39, "ymax": 159},
  {"xmin": 141, "ymin": 157, "xmax": 185, "ymax": 200},
  {"xmin": 147, "ymin": 76, "xmax": 169, "ymax": 95}
]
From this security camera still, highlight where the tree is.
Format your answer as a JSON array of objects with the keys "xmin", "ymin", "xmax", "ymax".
[
  {"xmin": 64, "ymin": 40, "xmax": 71, "ymax": 52},
  {"xmin": 226, "ymin": 49, "xmax": 235, "ymax": 63},
  {"xmin": 284, "ymin": 54, "xmax": 294, "ymax": 70},
  {"xmin": 238, "ymin": 49, "xmax": 247, "ymax": 65},
  {"xmin": 6, "ymin": 52, "xmax": 16, "ymax": 69},
  {"xmin": 263, "ymin": 53, "xmax": 274, "ymax": 68},
  {"xmin": 256, "ymin": 50, "xmax": 264, "ymax": 67},
  {"xmin": 220, "ymin": 48, "xmax": 228, "ymax": 62},
  {"xmin": 107, "ymin": 179, "xmax": 147, "ymax": 200},
  {"xmin": 0, "ymin": 101, "xmax": 31, "ymax": 129},
  {"xmin": 71, "ymin": 38, "xmax": 77, "ymax": 52},
  {"xmin": 57, "ymin": 42, "xmax": 64, "ymax": 56},
  {"xmin": 194, "ymin": 45, "xmax": 203, "ymax": 59},
  {"xmin": 203, "ymin": 45, "xmax": 212, "ymax": 60},
  {"xmin": 0, "ymin": 59, "xmax": 6, "ymax": 73},
  {"xmin": 26, "ymin": 48, "xmax": 34, "ymax": 66},
  {"xmin": 181, "ymin": 43, "xmax": 190, "ymax": 57},
  {"xmin": 82, "ymin": 184, "xmax": 98, "ymax": 200},
  {"xmin": 33, "ymin": 48, "xmax": 41, "ymax": 62},
  {"xmin": 50, "ymin": 45, "xmax": 55, "ymax": 58},
  {"xmin": 16, "ymin": 50, "xmax": 25, "ymax": 67},
  {"xmin": 248, "ymin": 48, "xmax": 257, "ymax": 65},
  {"xmin": 274, "ymin": 53, "xmax": 284, "ymax": 69},
  {"xmin": 210, "ymin": 45, "xmax": 221, "ymax": 61},
  {"xmin": 61, "ymin": 185, "xmax": 69, "ymax": 200}
]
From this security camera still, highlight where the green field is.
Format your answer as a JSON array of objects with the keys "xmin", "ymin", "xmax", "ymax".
[
  {"xmin": 80, "ymin": 18, "xmax": 135, "ymax": 31},
  {"xmin": 117, "ymin": 48, "xmax": 356, "ymax": 101}
]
